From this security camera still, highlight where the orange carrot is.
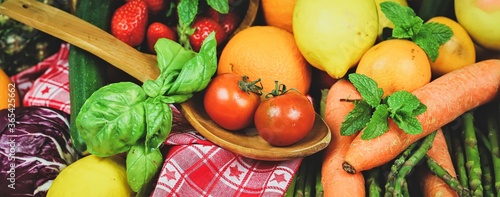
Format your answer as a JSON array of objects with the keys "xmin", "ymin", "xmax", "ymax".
[
  {"xmin": 343, "ymin": 59, "xmax": 500, "ymax": 173},
  {"xmin": 419, "ymin": 129, "xmax": 459, "ymax": 197},
  {"xmin": 322, "ymin": 79, "xmax": 365, "ymax": 197}
]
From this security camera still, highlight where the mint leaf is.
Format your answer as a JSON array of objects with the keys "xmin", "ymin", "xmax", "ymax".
[
  {"xmin": 387, "ymin": 91, "xmax": 426, "ymax": 116},
  {"xmin": 361, "ymin": 104, "xmax": 389, "ymax": 140},
  {"xmin": 348, "ymin": 73, "xmax": 383, "ymax": 107},
  {"xmin": 415, "ymin": 22, "xmax": 453, "ymax": 62},
  {"xmin": 177, "ymin": 0, "xmax": 199, "ymax": 26},
  {"xmin": 392, "ymin": 112, "xmax": 423, "ymax": 135},
  {"xmin": 207, "ymin": 0, "xmax": 229, "ymax": 14},
  {"xmin": 380, "ymin": 1, "xmax": 422, "ymax": 39},
  {"xmin": 379, "ymin": 1, "xmax": 453, "ymax": 62},
  {"xmin": 340, "ymin": 101, "xmax": 372, "ymax": 136}
]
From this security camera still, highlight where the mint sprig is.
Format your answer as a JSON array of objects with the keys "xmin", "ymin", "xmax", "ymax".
[
  {"xmin": 380, "ymin": 1, "xmax": 453, "ymax": 62},
  {"xmin": 340, "ymin": 73, "xmax": 427, "ymax": 140}
]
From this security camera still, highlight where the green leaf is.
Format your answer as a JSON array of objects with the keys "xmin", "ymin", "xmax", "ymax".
[
  {"xmin": 76, "ymin": 82, "xmax": 147, "ymax": 157},
  {"xmin": 380, "ymin": 1, "xmax": 422, "ymax": 39},
  {"xmin": 207, "ymin": 0, "xmax": 229, "ymax": 14},
  {"xmin": 167, "ymin": 32, "xmax": 218, "ymax": 95},
  {"xmin": 387, "ymin": 90, "xmax": 426, "ymax": 116},
  {"xmin": 162, "ymin": 94, "xmax": 194, "ymax": 104},
  {"xmin": 415, "ymin": 22, "xmax": 453, "ymax": 62},
  {"xmin": 348, "ymin": 73, "xmax": 383, "ymax": 107},
  {"xmin": 142, "ymin": 79, "xmax": 162, "ymax": 98},
  {"xmin": 392, "ymin": 112, "xmax": 423, "ymax": 135},
  {"xmin": 340, "ymin": 101, "xmax": 373, "ymax": 136},
  {"xmin": 155, "ymin": 38, "xmax": 196, "ymax": 75},
  {"xmin": 126, "ymin": 145, "xmax": 163, "ymax": 192},
  {"xmin": 144, "ymin": 97, "xmax": 173, "ymax": 149},
  {"xmin": 361, "ymin": 104, "xmax": 389, "ymax": 140},
  {"xmin": 177, "ymin": 0, "xmax": 199, "ymax": 26}
]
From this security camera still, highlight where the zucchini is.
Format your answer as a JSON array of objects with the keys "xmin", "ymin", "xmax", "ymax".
[{"xmin": 68, "ymin": 0, "xmax": 114, "ymax": 154}]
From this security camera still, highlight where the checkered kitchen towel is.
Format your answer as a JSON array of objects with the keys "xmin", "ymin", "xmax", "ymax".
[{"xmin": 11, "ymin": 43, "xmax": 302, "ymax": 196}]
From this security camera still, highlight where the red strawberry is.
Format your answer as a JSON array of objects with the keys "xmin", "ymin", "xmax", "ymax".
[
  {"xmin": 111, "ymin": 0, "xmax": 149, "ymax": 47},
  {"xmin": 189, "ymin": 17, "xmax": 227, "ymax": 52},
  {"xmin": 144, "ymin": 0, "xmax": 165, "ymax": 15},
  {"xmin": 219, "ymin": 11, "xmax": 240, "ymax": 35},
  {"xmin": 147, "ymin": 22, "xmax": 178, "ymax": 53}
]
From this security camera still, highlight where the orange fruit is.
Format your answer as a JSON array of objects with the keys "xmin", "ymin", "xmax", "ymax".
[
  {"xmin": 0, "ymin": 69, "xmax": 20, "ymax": 110},
  {"xmin": 218, "ymin": 26, "xmax": 311, "ymax": 95},
  {"xmin": 355, "ymin": 39, "xmax": 431, "ymax": 97},
  {"xmin": 426, "ymin": 16, "xmax": 476, "ymax": 77},
  {"xmin": 261, "ymin": 0, "xmax": 296, "ymax": 33}
]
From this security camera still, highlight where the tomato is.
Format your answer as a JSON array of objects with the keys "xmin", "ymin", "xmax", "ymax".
[
  {"xmin": 203, "ymin": 73, "xmax": 262, "ymax": 131},
  {"xmin": 254, "ymin": 84, "xmax": 316, "ymax": 146}
]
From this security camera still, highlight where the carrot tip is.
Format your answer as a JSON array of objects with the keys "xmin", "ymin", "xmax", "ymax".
[{"xmin": 342, "ymin": 161, "xmax": 356, "ymax": 174}]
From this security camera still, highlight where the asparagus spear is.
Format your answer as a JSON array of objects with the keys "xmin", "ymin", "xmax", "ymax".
[
  {"xmin": 451, "ymin": 125, "xmax": 470, "ymax": 190},
  {"xmin": 392, "ymin": 131, "xmax": 437, "ymax": 196},
  {"xmin": 384, "ymin": 143, "xmax": 419, "ymax": 197},
  {"xmin": 462, "ymin": 112, "xmax": 483, "ymax": 196},
  {"xmin": 365, "ymin": 167, "xmax": 383, "ymax": 197},
  {"xmin": 294, "ymin": 158, "xmax": 308, "ymax": 197},
  {"xmin": 315, "ymin": 163, "xmax": 324, "ymax": 197},
  {"xmin": 425, "ymin": 155, "xmax": 471, "ymax": 196},
  {"xmin": 487, "ymin": 108, "xmax": 500, "ymax": 195},
  {"xmin": 479, "ymin": 146, "xmax": 495, "ymax": 197}
]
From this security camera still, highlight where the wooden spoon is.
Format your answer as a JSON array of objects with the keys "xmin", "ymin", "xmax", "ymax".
[
  {"xmin": 0, "ymin": 0, "xmax": 331, "ymax": 161},
  {"xmin": 0, "ymin": 0, "xmax": 160, "ymax": 83}
]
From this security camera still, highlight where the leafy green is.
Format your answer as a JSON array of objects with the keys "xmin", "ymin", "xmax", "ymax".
[
  {"xmin": 76, "ymin": 32, "xmax": 218, "ymax": 192},
  {"xmin": 207, "ymin": 0, "xmax": 229, "ymax": 14},
  {"xmin": 177, "ymin": 0, "xmax": 229, "ymax": 26},
  {"xmin": 340, "ymin": 73, "xmax": 427, "ymax": 140},
  {"xmin": 126, "ymin": 144, "xmax": 163, "ymax": 192},
  {"xmin": 380, "ymin": 1, "xmax": 453, "ymax": 62}
]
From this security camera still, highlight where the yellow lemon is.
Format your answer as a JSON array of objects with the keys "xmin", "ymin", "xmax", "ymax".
[{"xmin": 47, "ymin": 155, "xmax": 133, "ymax": 197}]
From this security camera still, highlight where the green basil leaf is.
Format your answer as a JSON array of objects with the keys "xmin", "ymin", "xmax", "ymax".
[
  {"xmin": 348, "ymin": 73, "xmax": 383, "ymax": 107},
  {"xmin": 142, "ymin": 79, "xmax": 162, "ymax": 98},
  {"xmin": 76, "ymin": 82, "xmax": 147, "ymax": 157},
  {"xmin": 167, "ymin": 32, "xmax": 218, "ymax": 95},
  {"xmin": 155, "ymin": 38, "xmax": 197, "ymax": 74},
  {"xmin": 361, "ymin": 104, "xmax": 389, "ymax": 140},
  {"xmin": 126, "ymin": 145, "xmax": 163, "ymax": 192},
  {"xmin": 340, "ymin": 101, "xmax": 372, "ymax": 136},
  {"xmin": 162, "ymin": 94, "xmax": 194, "ymax": 104},
  {"xmin": 177, "ymin": 0, "xmax": 199, "ymax": 26},
  {"xmin": 144, "ymin": 97, "xmax": 173, "ymax": 149},
  {"xmin": 207, "ymin": 0, "xmax": 229, "ymax": 14}
]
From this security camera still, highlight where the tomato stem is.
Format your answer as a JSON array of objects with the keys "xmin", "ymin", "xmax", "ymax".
[
  {"xmin": 238, "ymin": 76, "xmax": 263, "ymax": 95},
  {"xmin": 266, "ymin": 80, "xmax": 299, "ymax": 98}
]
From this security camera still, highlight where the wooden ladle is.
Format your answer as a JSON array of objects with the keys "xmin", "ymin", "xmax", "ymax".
[
  {"xmin": 0, "ymin": 0, "xmax": 160, "ymax": 83},
  {"xmin": 0, "ymin": 0, "xmax": 331, "ymax": 161}
]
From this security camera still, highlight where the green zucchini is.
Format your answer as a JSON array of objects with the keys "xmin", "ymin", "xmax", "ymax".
[{"xmin": 68, "ymin": 0, "xmax": 114, "ymax": 154}]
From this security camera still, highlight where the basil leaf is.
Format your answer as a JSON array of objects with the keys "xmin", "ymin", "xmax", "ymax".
[
  {"xmin": 177, "ymin": 0, "xmax": 199, "ymax": 26},
  {"xmin": 144, "ymin": 97, "xmax": 173, "ymax": 149},
  {"xmin": 348, "ymin": 73, "xmax": 383, "ymax": 107},
  {"xmin": 142, "ymin": 79, "xmax": 162, "ymax": 98},
  {"xmin": 162, "ymin": 94, "xmax": 194, "ymax": 104},
  {"xmin": 76, "ymin": 82, "xmax": 147, "ymax": 157},
  {"xmin": 340, "ymin": 101, "xmax": 372, "ymax": 136},
  {"xmin": 207, "ymin": 0, "xmax": 229, "ymax": 14},
  {"xmin": 126, "ymin": 144, "xmax": 163, "ymax": 192},
  {"xmin": 361, "ymin": 104, "xmax": 389, "ymax": 140},
  {"xmin": 167, "ymin": 32, "xmax": 218, "ymax": 95},
  {"xmin": 155, "ymin": 38, "xmax": 196, "ymax": 75}
]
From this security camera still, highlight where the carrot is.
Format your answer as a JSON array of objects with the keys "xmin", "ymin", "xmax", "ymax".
[
  {"xmin": 343, "ymin": 59, "xmax": 500, "ymax": 173},
  {"xmin": 419, "ymin": 129, "xmax": 459, "ymax": 197},
  {"xmin": 322, "ymin": 79, "xmax": 365, "ymax": 197}
]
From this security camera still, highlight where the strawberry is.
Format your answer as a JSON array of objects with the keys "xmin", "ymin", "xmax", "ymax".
[
  {"xmin": 203, "ymin": 8, "xmax": 241, "ymax": 35},
  {"xmin": 111, "ymin": 0, "xmax": 149, "ymax": 47},
  {"xmin": 189, "ymin": 17, "xmax": 227, "ymax": 52},
  {"xmin": 144, "ymin": 0, "xmax": 165, "ymax": 15},
  {"xmin": 147, "ymin": 22, "xmax": 178, "ymax": 54}
]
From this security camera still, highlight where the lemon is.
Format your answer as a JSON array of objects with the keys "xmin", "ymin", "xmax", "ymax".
[
  {"xmin": 47, "ymin": 155, "xmax": 134, "ymax": 197},
  {"xmin": 293, "ymin": 0, "xmax": 379, "ymax": 79}
]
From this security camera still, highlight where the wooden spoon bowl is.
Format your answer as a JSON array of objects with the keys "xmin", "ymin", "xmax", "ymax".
[{"xmin": 0, "ymin": 0, "xmax": 331, "ymax": 161}]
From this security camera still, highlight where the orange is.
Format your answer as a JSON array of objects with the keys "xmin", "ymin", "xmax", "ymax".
[
  {"xmin": 218, "ymin": 26, "xmax": 311, "ymax": 95},
  {"xmin": 261, "ymin": 0, "xmax": 296, "ymax": 33},
  {"xmin": 426, "ymin": 16, "xmax": 476, "ymax": 77},
  {"xmin": 0, "ymin": 69, "xmax": 20, "ymax": 110},
  {"xmin": 355, "ymin": 39, "xmax": 431, "ymax": 97}
]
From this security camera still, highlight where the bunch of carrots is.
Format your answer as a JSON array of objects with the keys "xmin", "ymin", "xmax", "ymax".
[{"xmin": 309, "ymin": 59, "xmax": 500, "ymax": 197}]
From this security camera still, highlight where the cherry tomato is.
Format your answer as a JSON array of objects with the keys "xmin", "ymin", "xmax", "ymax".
[
  {"xmin": 204, "ymin": 73, "xmax": 262, "ymax": 130},
  {"xmin": 254, "ymin": 84, "xmax": 316, "ymax": 146}
]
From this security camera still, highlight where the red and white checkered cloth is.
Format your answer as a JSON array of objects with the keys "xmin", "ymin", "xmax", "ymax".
[{"xmin": 11, "ymin": 43, "xmax": 301, "ymax": 196}]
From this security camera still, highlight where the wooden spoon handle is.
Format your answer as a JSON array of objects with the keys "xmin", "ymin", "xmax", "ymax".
[{"xmin": 0, "ymin": 0, "xmax": 159, "ymax": 82}]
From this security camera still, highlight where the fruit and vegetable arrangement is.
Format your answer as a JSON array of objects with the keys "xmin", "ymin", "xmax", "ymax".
[{"xmin": 1, "ymin": 0, "xmax": 500, "ymax": 196}]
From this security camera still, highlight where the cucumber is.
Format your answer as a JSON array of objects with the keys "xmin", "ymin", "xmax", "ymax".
[{"xmin": 68, "ymin": 0, "xmax": 114, "ymax": 154}]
